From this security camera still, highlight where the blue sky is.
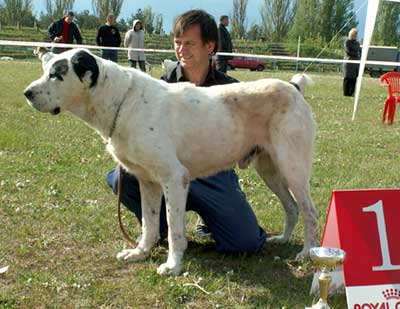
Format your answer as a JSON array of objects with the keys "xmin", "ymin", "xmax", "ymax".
[{"xmin": 31, "ymin": 0, "xmax": 367, "ymax": 36}]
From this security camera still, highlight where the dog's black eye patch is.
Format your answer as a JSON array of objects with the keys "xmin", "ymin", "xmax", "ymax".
[
  {"xmin": 71, "ymin": 50, "xmax": 99, "ymax": 88},
  {"xmin": 49, "ymin": 59, "xmax": 69, "ymax": 81}
]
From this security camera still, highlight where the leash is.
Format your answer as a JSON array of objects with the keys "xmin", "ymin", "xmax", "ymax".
[{"xmin": 117, "ymin": 165, "xmax": 138, "ymax": 247}]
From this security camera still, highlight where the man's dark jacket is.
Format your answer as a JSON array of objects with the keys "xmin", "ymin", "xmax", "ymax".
[
  {"xmin": 161, "ymin": 62, "xmax": 237, "ymax": 86},
  {"xmin": 343, "ymin": 39, "xmax": 361, "ymax": 79},
  {"xmin": 217, "ymin": 24, "xmax": 233, "ymax": 61},
  {"xmin": 48, "ymin": 18, "xmax": 83, "ymax": 44}
]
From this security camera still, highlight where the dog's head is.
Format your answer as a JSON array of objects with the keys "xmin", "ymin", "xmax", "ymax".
[{"xmin": 24, "ymin": 48, "xmax": 99, "ymax": 115}]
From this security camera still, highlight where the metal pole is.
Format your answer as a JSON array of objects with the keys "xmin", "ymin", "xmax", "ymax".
[{"xmin": 296, "ymin": 35, "xmax": 301, "ymax": 72}]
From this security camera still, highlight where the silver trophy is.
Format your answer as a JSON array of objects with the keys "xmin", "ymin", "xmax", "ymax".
[{"xmin": 307, "ymin": 247, "xmax": 346, "ymax": 309}]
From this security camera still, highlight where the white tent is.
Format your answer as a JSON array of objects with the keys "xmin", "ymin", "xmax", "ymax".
[{"xmin": 352, "ymin": 0, "xmax": 400, "ymax": 120}]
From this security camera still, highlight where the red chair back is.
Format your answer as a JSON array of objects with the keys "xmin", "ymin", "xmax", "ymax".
[{"xmin": 380, "ymin": 72, "xmax": 400, "ymax": 96}]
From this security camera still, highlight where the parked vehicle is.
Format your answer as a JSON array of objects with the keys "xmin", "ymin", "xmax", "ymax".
[
  {"xmin": 365, "ymin": 46, "xmax": 400, "ymax": 78},
  {"xmin": 228, "ymin": 57, "xmax": 266, "ymax": 71}
]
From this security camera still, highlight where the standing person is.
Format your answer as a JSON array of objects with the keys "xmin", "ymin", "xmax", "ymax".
[
  {"xmin": 343, "ymin": 28, "xmax": 361, "ymax": 97},
  {"xmin": 96, "ymin": 14, "xmax": 121, "ymax": 63},
  {"xmin": 48, "ymin": 11, "xmax": 82, "ymax": 54},
  {"xmin": 124, "ymin": 19, "xmax": 146, "ymax": 72},
  {"xmin": 106, "ymin": 9, "xmax": 267, "ymax": 254},
  {"xmin": 216, "ymin": 15, "xmax": 233, "ymax": 73}
]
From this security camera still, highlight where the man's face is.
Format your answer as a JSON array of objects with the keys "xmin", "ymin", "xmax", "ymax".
[
  {"xmin": 222, "ymin": 17, "xmax": 229, "ymax": 26},
  {"xmin": 108, "ymin": 16, "xmax": 116, "ymax": 26},
  {"xmin": 174, "ymin": 24, "xmax": 215, "ymax": 71},
  {"xmin": 65, "ymin": 15, "xmax": 73, "ymax": 24}
]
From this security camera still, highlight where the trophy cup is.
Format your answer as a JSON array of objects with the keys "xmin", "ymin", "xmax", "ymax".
[{"xmin": 307, "ymin": 247, "xmax": 346, "ymax": 309}]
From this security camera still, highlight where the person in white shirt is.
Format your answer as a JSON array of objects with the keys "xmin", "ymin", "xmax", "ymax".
[{"xmin": 124, "ymin": 19, "xmax": 146, "ymax": 72}]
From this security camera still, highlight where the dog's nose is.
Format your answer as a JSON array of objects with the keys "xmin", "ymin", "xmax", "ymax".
[{"xmin": 24, "ymin": 89, "xmax": 34, "ymax": 100}]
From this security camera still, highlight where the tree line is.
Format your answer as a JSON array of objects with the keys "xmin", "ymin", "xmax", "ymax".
[{"xmin": 0, "ymin": 0, "xmax": 399, "ymax": 46}]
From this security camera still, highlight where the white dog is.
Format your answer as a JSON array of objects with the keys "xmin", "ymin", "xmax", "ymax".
[{"xmin": 24, "ymin": 49, "xmax": 318, "ymax": 275}]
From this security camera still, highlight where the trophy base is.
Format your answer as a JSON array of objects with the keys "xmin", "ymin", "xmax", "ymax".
[{"xmin": 305, "ymin": 299, "xmax": 330, "ymax": 309}]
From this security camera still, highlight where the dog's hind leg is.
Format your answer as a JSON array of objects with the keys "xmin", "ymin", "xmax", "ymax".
[
  {"xmin": 117, "ymin": 180, "xmax": 162, "ymax": 262},
  {"xmin": 156, "ymin": 165, "xmax": 189, "ymax": 276},
  {"xmin": 270, "ymin": 142, "xmax": 318, "ymax": 259},
  {"xmin": 254, "ymin": 151, "xmax": 299, "ymax": 244}
]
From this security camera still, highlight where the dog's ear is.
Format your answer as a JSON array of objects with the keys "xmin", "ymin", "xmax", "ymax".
[
  {"xmin": 34, "ymin": 47, "xmax": 54, "ymax": 71},
  {"xmin": 71, "ymin": 50, "xmax": 99, "ymax": 88}
]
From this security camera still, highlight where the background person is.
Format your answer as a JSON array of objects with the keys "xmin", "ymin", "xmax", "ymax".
[
  {"xmin": 96, "ymin": 14, "xmax": 121, "ymax": 63},
  {"xmin": 106, "ymin": 9, "xmax": 267, "ymax": 254},
  {"xmin": 124, "ymin": 19, "xmax": 146, "ymax": 72},
  {"xmin": 48, "ymin": 11, "xmax": 82, "ymax": 54},
  {"xmin": 216, "ymin": 15, "xmax": 233, "ymax": 73},
  {"xmin": 343, "ymin": 28, "xmax": 361, "ymax": 97}
]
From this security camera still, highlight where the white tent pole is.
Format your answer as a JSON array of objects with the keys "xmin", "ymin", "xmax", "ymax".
[{"xmin": 352, "ymin": 0, "xmax": 381, "ymax": 121}]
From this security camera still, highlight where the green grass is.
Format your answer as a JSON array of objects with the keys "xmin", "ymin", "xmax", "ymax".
[{"xmin": 0, "ymin": 60, "xmax": 397, "ymax": 308}]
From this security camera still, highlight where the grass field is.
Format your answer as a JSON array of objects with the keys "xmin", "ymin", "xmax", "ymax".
[{"xmin": 0, "ymin": 59, "xmax": 398, "ymax": 308}]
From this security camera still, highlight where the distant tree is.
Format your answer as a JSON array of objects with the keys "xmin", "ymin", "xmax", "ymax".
[
  {"xmin": 142, "ymin": 5, "xmax": 154, "ymax": 34},
  {"xmin": 230, "ymin": 0, "xmax": 248, "ymax": 39},
  {"xmin": 260, "ymin": 0, "xmax": 295, "ymax": 42},
  {"xmin": 128, "ymin": 6, "xmax": 155, "ymax": 34},
  {"xmin": 0, "ymin": 2, "xmax": 6, "ymax": 25},
  {"xmin": 289, "ymin": 0, "xmax": 321, "ymax": 41},
  {"xmin": 44, "ymin": 0, "xmax": 74, "ymax": 20},
  {"xmin": 92, "ymin": 0, "xmax": 123, "ymax": 22},
  {"xmin": 320, "ymin": 0, "xmax": 356, "ymax": 44},
  {"xmin": 373, "ymin": 1, "xmax": 400, "ymax": 46},
  {"xmin": 116, "ymin": 17, "xmax": 128, "ymax": 32},
  {"xmin": 3, "ymin": 0, "xmax": 35, "ymax": 28},
  {"xmin": 154, "ymin": 13, "xmax": 164, "ymax": 35},
  {"xmin": 74, "ymin": 9, "xmax": 99, "ymax": 29},
  {"xmin": 246, "ymin": 22, "xmax": 263, "ymax": 41},
  {"xmin": 37, "ymin": 11, "xmax": 53, "ymax": 29}
]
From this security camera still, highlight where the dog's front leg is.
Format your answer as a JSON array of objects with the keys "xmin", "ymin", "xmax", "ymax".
[
  {"xmin": 117, "ymin": 180, "xmax": 162, "ymax": 262},
  {"xmin": 157, "ymin": 169, "xmax": 189, "ymax": 276}
]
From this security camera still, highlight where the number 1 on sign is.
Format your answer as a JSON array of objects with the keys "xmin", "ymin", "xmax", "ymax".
[{"xmin": 363, "ymin": 200, "xmax": 400, "ymax": 271}]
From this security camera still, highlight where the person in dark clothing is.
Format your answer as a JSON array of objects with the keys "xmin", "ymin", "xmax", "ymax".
[
  {"xmin": 343, "ymin": 28, "xmax": 361, "ymax": 96},
  {"xmin": 96, "ymin": 14, "xmax": 121, "ymax": 63},
  {"xmin": 48, "ymin": 11, "xmax": 83, "ymax": 54},
  {"xmin": 106, "ymin": 9, "xmax": 267, "ymax": 254},
  {"xmin": 216, "ymin": 15, "xmax": 233, "ymax": 73}
]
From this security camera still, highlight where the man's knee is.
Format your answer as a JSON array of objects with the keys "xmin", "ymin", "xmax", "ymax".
[
  {"xmin": 106, "ymin": 168, "xmax": 119, "ymax": 194},
  {"xmin": 215, "ymin": 227, "xmax": 266, "ymax": 254}
]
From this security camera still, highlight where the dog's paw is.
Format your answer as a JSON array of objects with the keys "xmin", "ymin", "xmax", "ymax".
[
  {"xmin": 267, "ymin": 235, "xmax": 290, "ymax": 244},
  {"xmin": 295, "ymin": 248, "xmax": 310, "ymax": 260},
  {"xmin": 157, "ymin": 262, "xmax": 182, "ymax": 276},
  {"xmin": 116, "ymin": 248, "xmax": 147, "ymax": 262}
]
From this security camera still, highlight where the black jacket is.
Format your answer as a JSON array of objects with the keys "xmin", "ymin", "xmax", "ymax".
[
  {"xmin": 217, "ymin": 24, "xmax": 233, "ymax": 61},
  {"xmin": 48, "ymin": 18, "xmax": 83, "ymax": 44},
  {"xmin": 96, "ymin": 24, "xmax": 121, "ymax": 47},
  {"xmin": 161, "ymin": 62, "xmax": 238, "ymax": 86},
  {"xmin": 343, "ymin": 39, "xmax": 361, "ymax": 79}
]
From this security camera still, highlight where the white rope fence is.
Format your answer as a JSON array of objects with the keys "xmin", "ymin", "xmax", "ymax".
[{"xmin": 0, "ymin": 39, "xmax": 399, "ymax": 68}]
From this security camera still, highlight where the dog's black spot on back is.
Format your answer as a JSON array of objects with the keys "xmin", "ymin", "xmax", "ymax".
[
  {"xmin": 71, "ymin": 50, "xmax": 99, "ymax": 88},
  {"xmin": 149, "ymin": 127, "xmax": 154, "ymax": 131},
  {"xmin": 49, "ymin": 59, "xmax": 69, "ymax": 81}
]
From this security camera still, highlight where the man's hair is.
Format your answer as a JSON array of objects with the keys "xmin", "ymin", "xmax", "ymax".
[
  {"xmin": 173, "ymin": 9, "xmax": 218, "ymax": 53},
  {"xmin": 107, "ymin": 13, "xmax": 115, "ymax": 20},
  {"xmin": 220, "ymin": 15, "xmax": 229, "ymax": 22},
  {"xmin": 65, "ymin": 11, "xmax": 74, "ymax": 17}
]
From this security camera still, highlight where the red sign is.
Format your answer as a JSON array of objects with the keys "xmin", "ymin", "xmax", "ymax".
[{"xmin": 321, "ymin": 190, "xmax": 400, "ymax": 287}]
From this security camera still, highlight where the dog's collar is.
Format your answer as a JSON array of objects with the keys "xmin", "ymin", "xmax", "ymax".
[
  {"xmin": 108, "ymin": 99, "xmax": 125, "ymax": 139},
  {"xmin": 289, "ymin": 81, "xmax": 300, "ymax": 92}
]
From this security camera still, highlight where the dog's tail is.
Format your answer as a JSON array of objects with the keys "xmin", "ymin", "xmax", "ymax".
[{"xmin": 289, "ymin": 73, "xmax": 313, "ymax": 96}]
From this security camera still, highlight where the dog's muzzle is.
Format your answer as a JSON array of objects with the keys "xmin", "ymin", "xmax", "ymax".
[{"xmin": 24, "ymin": 89, "xmax": 61, "ymax": 115}]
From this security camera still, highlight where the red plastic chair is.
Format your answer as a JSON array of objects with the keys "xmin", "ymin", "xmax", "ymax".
[{"xmin": 381, "ymin": 72, "xmax": 400, "ymax": 125}]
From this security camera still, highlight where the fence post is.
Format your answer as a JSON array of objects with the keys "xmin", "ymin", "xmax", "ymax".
[{"xmin": 296, "ymin": 36, "xmax": 301, "ymax": 72}]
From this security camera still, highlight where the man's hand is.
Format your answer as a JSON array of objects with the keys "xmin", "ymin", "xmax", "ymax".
[{"xmin": 53, "ymin": 36, "xmax": 63, "ymax": 43}]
